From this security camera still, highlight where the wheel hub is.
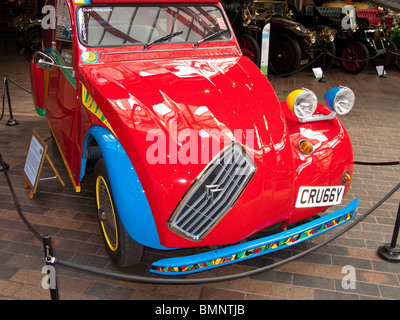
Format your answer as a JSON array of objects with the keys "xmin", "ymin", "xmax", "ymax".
[{"xmin": 97, "ymin": 208, "xmax": 106, "ymax": 221}]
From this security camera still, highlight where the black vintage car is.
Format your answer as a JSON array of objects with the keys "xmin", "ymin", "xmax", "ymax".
[
  {"xmin": 222, "ymin": 0, "xmax": 336, "ymax": 75},
  {"xmin": 291, "ymin": 3, "xmax": 397, "ymax": 74},
  {"xmin": 386, "ymin": 19, "xmax": 400, "ymax": 70},
  {"xmin": 335, "ymin": 26, "xmax": 397, "ymax": 73},
  {"xmin": 15, "ymin": 18, "xmax": 43, "ymax": 52}
]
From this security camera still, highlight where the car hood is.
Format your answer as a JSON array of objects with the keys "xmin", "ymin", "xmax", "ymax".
[
  {"xmin": 271, "ymin": 16, "xmax": 307, "ymax": 33},
  {"xmin": 79, "ymin": 56, "xmax": 295, "ymax": 247}
]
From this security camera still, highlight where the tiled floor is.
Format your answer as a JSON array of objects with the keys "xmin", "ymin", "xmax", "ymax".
[{"xmin": 0, "ymin": 44, "xmax": 399, "ymax": 300}]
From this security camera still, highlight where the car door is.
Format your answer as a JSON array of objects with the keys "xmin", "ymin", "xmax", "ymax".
[{"xmin": 45, "ymin": 0, "xmax": 79, "ymax": 188}]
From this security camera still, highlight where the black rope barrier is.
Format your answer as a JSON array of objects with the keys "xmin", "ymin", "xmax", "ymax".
[
  {"xmin": 1, "ymin": 60, "xmax": 399, "ymax": 297},
  {"xmin": 55, "ymin": 181, "xmax": 400, "ymax": 284},
  {"xmin": 267, "ymin": 45, "xmax": 399, "ymax": 78},
  {"xmin": 0, "ymin": 76, "xmax": 5, "ymax": 121},
  {"xmin": 267, "ymin": 51, "xmax": 325, "ymax": 78},
  {"xmin": 388, "ymin": 49, "xmax": 400, "ymax": 57},
  {"xmin": 0, "ymin": 153, "xmax": 42, "ymax": 241},
  {"xmin": 7, "ymin": 77, "xmax": 32, "ymax": 95},
  {"xmin": 354, "ymin": 160, "xmax": 400, "ymax": 166},
  {"xmin": 1, "ymin": 75, "xmax": 19, "ymax": 126},
  {"xmin": 1, "ymin": 150, "xmax": 400, "ymax": 294},
  {"xmin": 378, "ymin": 201, "xmax": 400, "ymax": 262},
  {"xmin": 325, "ymin": 50, "xmax": 386, "ymax": 63}
]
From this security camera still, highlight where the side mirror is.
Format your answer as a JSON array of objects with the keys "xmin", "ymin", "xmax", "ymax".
[
  {"xmin": 33, "ymin": 51, "xmax": 75, "ymax": 77},
  {"xmin": 34, "ymin": 51, "xmax": 55, "ymax": 71}
]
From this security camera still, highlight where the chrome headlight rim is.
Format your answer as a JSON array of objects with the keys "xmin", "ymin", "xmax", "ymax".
[
  {"xmin": 304, "ymin": 30, "xmax": 317, "ymax": 45},
  {"xmin": 287, "ymin": 88, "xmax": 318, "ymax": 119},
  {"xmin": 324, "ymin": 86, "xmax": 355, "ymax": 115},
  {"xmin": 321, "ymin": 28, "xmax": 335, "ymax": 43}
]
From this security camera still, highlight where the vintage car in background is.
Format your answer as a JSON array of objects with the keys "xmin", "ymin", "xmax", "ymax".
[
  {"xmin": 15, "ymin": 18, "xmax": 43, "ymax": 52},
  {"xmin": 382, "ymin": 13, "xmax": 400, "ymax": 70},
  {"xmin": 30, "ymin": 0, "xmax": 358, "ymax": 275},
  {"xmin": 294, "ymin": 3, "xmax": 397, "ymax": 73},
  {"xmin": 222, "ymin": 0, "xmax": 336, "ymax": 75}
]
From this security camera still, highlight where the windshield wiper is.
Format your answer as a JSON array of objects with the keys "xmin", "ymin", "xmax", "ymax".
[
  {"xmin": 193, "ymin": 29, "xmax": 228, "ymax": 48},
  {"xmin": 143, "ymin": 31, "xmax": 183, "ymax": 51}
]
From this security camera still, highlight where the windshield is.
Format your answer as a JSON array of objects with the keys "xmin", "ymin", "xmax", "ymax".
[{"xmin": 77, "ymin": 5, "xmax": 231, "ymax": 48}]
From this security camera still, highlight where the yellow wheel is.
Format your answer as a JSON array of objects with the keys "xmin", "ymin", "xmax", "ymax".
[
  {"xmin": 94, "ymin": 158, "xmax": 144, "ymax": 267},
  {"xmin": 96, "ymin": 175, "xmax": 118, "ymax": 252}
]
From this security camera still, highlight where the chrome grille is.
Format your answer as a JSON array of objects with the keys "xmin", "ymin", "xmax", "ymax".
[{"xmin": 168, "ymin": 142, "xmax": 256, "ymax": 241}]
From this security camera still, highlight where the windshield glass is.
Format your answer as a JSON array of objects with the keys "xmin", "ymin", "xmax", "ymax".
[{"xmin": 77, "ymin": 5, "xmax": 231, "ymax": 47}]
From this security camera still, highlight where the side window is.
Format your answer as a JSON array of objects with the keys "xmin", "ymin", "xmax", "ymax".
[{"xmin": 54, "ymin": 0, "xmax": 73, "ymax": 67}]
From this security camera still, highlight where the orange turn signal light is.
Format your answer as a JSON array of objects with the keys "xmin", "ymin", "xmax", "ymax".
[
  {"xmin": 342, "ymin": 171, "xmax": 352, "ymax": 185},
  {"xmin": 298, "ymin": 140, "xmax": 314, "ymax": 155}
]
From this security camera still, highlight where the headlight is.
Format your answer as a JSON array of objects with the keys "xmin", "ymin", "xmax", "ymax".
[
  {"xmin": 324, "ymin": 86, "xmax": 355, "ymax": 115},
  {"xmin": 286, "ymin": 89, "xmax": 318, "ymax": 119},
  {"xmin": 304, "ymin": 30, "xmax": 317, "ymax": 45},
  {"xmin": 321, "ymin": 28, "xmax": 335, "ymax": 43}
]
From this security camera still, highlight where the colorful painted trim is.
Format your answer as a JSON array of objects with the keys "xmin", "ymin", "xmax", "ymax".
[
  {"xmin": 51, "ymin": 48, "xmax": 76, "ymax": 89},
  {"xmin": 81, "ymin": 83, "xmax": 116, "ymax": 137},
  {"xmin": 35, "ymin": 105, "xmax": 46, "ymax": 117},
  {"xmin": 151, "ymin": 199, "xmax": 359, "ymax": 275},
  {"xmin": 80, "ymin": 126, "xmax": 166, "ymax": 250},
  {"xmin": 47, "ymin": 121, "xmax": 81, "ymax": 193},
  {"xmin": 81, "ymin": 51, "xmax": 98, "ymax": 64}
]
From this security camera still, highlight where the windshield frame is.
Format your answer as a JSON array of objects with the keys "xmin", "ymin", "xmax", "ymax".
[{"xmin": 76, "ymin": 3, "xmax": 233, "ymax": 49}]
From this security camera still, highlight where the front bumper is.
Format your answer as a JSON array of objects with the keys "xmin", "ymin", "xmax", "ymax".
[{"xmin": 151, "ymin": 199, "xmax": 359, "ymax": 275}]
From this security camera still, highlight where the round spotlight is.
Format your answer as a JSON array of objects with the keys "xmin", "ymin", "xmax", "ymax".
[
  {"xmin": 304, "ymin": 30, "xmax": 317, "ymax": 45},
  {"xmin": 286, "ymin": 89, "xmax": 318, "ymax": 119},
  {"xmin": 324, "ymin": 86, "xmax": 355, "ymax": 115},
  {"xmin": 321, "ymin": 28, "xmax": 335, "ymax": 43}
]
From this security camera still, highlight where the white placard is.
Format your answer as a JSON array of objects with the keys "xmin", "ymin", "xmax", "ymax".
[
  {"xmin": 23, "ymin": 130, "xmax": 48, "ymax": 193},
  {"xmin": 261, "ymin": 23, "xmax": 270, "ymax": 75},
  {"xmin": 312, "ymin": 67, "xmax": 323, "ymax": 79},
  {"xmin": 376, "ymin": 65, "xmax": 386, "ymax": 76}
]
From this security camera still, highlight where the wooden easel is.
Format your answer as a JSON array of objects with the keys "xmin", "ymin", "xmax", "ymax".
[{"xmin": 23, "ymin": 130, "xmax": 65, "ymax": 199}]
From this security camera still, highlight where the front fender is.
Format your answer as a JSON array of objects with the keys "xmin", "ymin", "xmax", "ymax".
[
  {"xmin": 30, "ymin": 57, "xmax": 47, "ymax": 116},
  {"xmin": 81, "ymin": 125, "xmax": 168, "ymax": 250}
]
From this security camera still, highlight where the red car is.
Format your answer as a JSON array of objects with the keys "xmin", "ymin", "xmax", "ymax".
[{"xmin": 30, "ymin": 0, "xmax": 358, "ymax": 275}]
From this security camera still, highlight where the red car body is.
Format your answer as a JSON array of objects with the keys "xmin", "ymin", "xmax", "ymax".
[{"xmin": 30, "ymin": 0, "xmax": 357, "ymax": 273}]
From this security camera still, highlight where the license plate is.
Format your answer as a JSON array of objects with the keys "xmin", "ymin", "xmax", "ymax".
[
  {"xmin": 295, "ymin": 186, "xmax": 345, "ymax": 208},
  {"xmin": 300, "ymin": 59, "xmax": 309, "ymax": 66}
]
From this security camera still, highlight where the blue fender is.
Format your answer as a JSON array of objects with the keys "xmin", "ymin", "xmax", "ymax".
[{"xmin": 81, "ymin": 125, "xmax": 169, "ymax": 250}]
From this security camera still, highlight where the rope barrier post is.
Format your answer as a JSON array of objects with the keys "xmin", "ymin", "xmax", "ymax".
[
  {"xmin": 42, "ymin": 234, "xmax": 60, "ymax": 300},
  {"xmin": 3, "ymin": 75, "xmax": 19, "ymax": 126},
  {"xmin": 378, "ymin": 201, "xmax": 400, "ymax": 262},
  {"xmin": 0, "ymin": 160, "xmax": 9, "ymax": 172}
]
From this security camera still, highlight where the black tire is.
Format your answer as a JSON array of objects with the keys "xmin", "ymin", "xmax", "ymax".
[
  {"xmin": 240, "ymin": 34, "xmax": 261, "ymax": 67},
  {"xmin": 26, "ymin": 27, "xmax": 42, "ymax": 52},
  {"xmin": 340, "ymin": 41, "xmax": 369, "ymax": 74},
  {"xmin": 94, "ymin": 158, "xmax": 144, "ymax": 267},
  {"xmin": 269, "ymin": 33, "xmax": 302, "ymax": 76}
]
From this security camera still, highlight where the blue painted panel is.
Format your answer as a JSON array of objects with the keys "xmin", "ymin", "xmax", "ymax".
[{"xmin": 81, "ymin": 126, "xmax": 168, "ymax": 250}]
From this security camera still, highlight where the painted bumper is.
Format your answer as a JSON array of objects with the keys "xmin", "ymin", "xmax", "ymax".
[{"xmin": 151, "ymin": 199, "xmax": 359, "ymax": 275}]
